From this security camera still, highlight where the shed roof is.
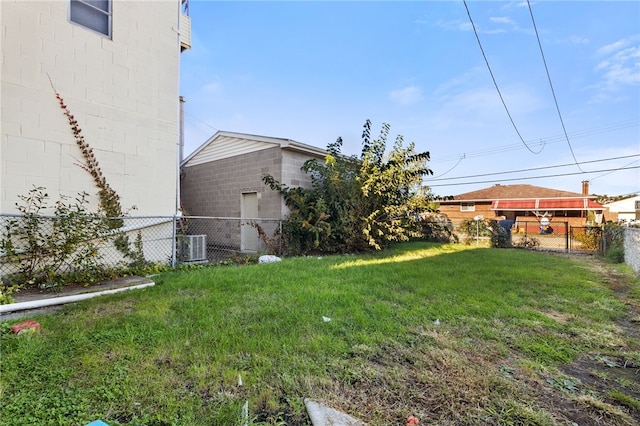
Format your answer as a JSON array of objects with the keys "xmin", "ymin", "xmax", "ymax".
[{"xmin": 182, "ymin": 131, "xmax": 327, "ymax": 167}]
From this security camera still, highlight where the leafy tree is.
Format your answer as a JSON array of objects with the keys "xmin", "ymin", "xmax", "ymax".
[{"xmin": 263, "ymin": 120, "xmax": 436, "ymax": 254}]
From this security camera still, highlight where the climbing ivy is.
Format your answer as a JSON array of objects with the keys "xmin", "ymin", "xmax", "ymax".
[{"xmin": 50, "ymin": 78, "xmax": 124, "ymax": 224}]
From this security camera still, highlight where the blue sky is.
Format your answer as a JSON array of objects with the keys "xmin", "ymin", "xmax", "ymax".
[{"xmin": 180, "ymin": 1, "xmax": 640, "ymax": 197}]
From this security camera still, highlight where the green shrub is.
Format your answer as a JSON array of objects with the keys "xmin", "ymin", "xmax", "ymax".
[
  {"xmin": 0, "ymin": 284, "xmax": 17, "ymax": 305},
  {"xmin": 489, "ymin": 220, "xmax": 512, "ymax": 248},
  {"xmin": 419, "ymin": 213, "xmax": 458, "ymax": 243},
  {"xmin": 458, "ymin": 218, "xmax": 492, "ymax": 246},
  {"xmin": 0, "ymin": 187, "xmax": 112, "ymax": 288},
  {"xmin": 603, "ymin": 223, "xmax": 625, "ymax": 263},
  {"xmin": 263, "ymin": 120, "xmax": 437, "ymax": 254},
  {"xmin": 573, "ymin": 227, "xmax": 602, "ymax": 251},
  {"xmin": 514, "ymin": 236, "xmax": 540, "ymax": 249}
]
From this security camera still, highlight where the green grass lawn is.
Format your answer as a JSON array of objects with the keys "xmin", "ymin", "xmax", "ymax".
[{"xmin": 1, "ymin": 242, "xmax": 638, "ymax": 425}]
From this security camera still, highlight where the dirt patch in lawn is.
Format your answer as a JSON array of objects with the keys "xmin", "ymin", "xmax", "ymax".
[
  {"xmin": 555, "ymin": 254, "xmax": 640, "ymax": 425},
  {"xmin": 307, "ymin": 254, "xmax": 640, "ymax": 425}
]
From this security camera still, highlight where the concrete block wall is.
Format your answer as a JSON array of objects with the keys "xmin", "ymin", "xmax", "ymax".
[
  {"xmin": 1, "ymin": 0, "xmax": 181, "ymax": 216},
  {"xmin": 281, "ymin": 150, "xmax": 320, "ymax": 188},
  {"xmin": 624, "ymin": 228, "xmax": 640, "ymax": 274},
  {"xmin": 181, "ymin": 147, "xmax": 285, "ymax": 219}
]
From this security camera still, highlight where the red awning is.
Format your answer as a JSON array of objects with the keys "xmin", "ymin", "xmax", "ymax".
[{"xmin": 492, "ymin": 198, "xmax": 603, "ymax": 211}]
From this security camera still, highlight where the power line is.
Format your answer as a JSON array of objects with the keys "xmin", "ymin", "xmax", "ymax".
[
  {"xmin": 431, "ymin": 154, "xmax": 466, "ymax": 178},
  {"xmin": 431, "ymin": 119, "xmax": 638, "ymax": 163},
  {"xmin": 185, "ymin": 111, "xmax": 219, "ymax": 132},
  {"xmin": 426, "ymin": 165, "xmax": 640, "ymax": 188},
  {"xmin": 426, "ymin": 154, "xmax": 640, "ymax": 182},
  {"xmin": 590, "ymin": 159, "xmax": 640, "ymax": 182},
  {"xmin": 527, "ymin": 0, "xmax": 584, "ymax": 172},
  {"xmin": 184, "ymin": 120, "xmax": 214, "ymax": 139},
  {"xmin": 463, "ymin": 0, "xmax": 543, "ymax": 155}
]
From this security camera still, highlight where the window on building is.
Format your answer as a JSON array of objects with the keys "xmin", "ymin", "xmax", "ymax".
[
  {"xmin": 70, "ymin": 0, "xmax": 111, "ymax": 37},
  {"xmin": 460, "ymin": 202, "xmax": 475, "ymax": 212}
]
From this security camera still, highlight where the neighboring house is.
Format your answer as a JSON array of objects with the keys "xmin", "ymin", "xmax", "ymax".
[
  {"xmin": 1, "ymin": 0, "xmax": 191, "ymax": 263},
  {"xmin": 604, "ymin": 196, "xmax": 640, "ymax": 224},
  {"xmin": 180, "ymin": 131, "xmax": 327, "ymax": 252},
  {"xmin": 1, "ymin": 0, "xmax": 191, "ymax": 216},
  {"xmin": 438, "ymin": 182, "xmax": 605, "ymax": 230}
]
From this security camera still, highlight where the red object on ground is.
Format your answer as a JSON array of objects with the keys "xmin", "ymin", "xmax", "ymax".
[
  {"xmin": 11, "ymin": 320, "xmax": 40, "ymax": 334},
  {"xmin": 407, "ymin": 415, "xmax": 420, "ymax": 425}
]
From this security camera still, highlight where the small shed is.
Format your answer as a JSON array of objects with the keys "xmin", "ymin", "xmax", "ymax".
[{"xmin": 180, "ymin": 131, "xmax": 327, "ymax": 254}]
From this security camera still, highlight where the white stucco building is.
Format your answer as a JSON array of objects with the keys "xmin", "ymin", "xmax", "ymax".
[
  {"xmin": 1, "ymin": 0, "xmax": 191, "ymax": 216},
  {"xmin": 605, "ymin": 196, "xmax": 640, "ymax": 224}
]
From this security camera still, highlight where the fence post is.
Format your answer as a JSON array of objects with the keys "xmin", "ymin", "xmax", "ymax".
[
  {"xmin": 278, "ymin": 220, "xmax": 283, "ymax": 256},
  {"xmin": 564, "ymin": 222, "xmax": 569, "ymax": 253},
  {"xmin": 171, "ymin": 215, "xmax": 177, "ymax": 268}
]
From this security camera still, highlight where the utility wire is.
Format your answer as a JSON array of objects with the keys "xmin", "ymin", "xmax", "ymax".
[
  {"xmin": 527, "ymin": 0, "xmax": 584, "ymax": 172},
  {"xmin": 426, "ymin": 154, "xmax": 640, "ymax": 182},
  {"xmin": 590, "ymin": 159, "xmax": 640, "ymax": 182},
  {"xmin": 427, "ymin": 165, "xmax": 640, "ymax": 187},
  {"xmin": 184, "ymin": 119, "xmax": 214, "ymax": 138},
  {"xmin": 432, "ymin": 119, "xmax": 638, "ymax": 163},
  {"xmin": 431, "ymin": 154, "xmax": 466, "ymax": 178},
  {"xmin": 463, "ymin": 0, "xmax": 543, "ymax": 154},
  {"xmin": 185, "ymin": 111, "xmax": 219, "ymax": 132}
]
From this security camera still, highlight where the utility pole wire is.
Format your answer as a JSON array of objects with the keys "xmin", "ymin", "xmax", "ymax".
[
  {"xmin": 590, "ymin": 159, "xmax": 640, "ymax": 182},
  {"xmin": 463, "ymin": 0, "xmax": 543, "ymax": 155},
  {"xmin": 426, "ymin": 154, "xmax": 640, "ymax": 182},
  {"xmin": 427, "ymin": 166, "xmax": 639, "ymax": 188},
  {"xmin": 527, "ymin": 0, "xmax": 584, "ymax": 172},
  {"xmin": 432, "ymin": 119, "xmax": 638, "ymax": 163}
]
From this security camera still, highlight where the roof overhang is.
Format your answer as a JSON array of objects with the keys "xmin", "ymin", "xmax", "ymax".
[
  {"xmin": 280, "ymin": 140, "xmax": 327, "ymax": 158},
  {"xmin": 491, "ymin": 198, "xmax": 603, "ymax": 211},
  {"xmin": 181, "ymin": 130, "xmax": 327, "ymax": 166}
]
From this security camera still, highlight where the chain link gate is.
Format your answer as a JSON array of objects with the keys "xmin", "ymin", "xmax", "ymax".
[{"xmin": 569, "ymin": 226, "xmax": 604, "ymax": 254}]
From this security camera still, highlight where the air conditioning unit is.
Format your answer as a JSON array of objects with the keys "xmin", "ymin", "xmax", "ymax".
[{"xmin": 177, "ymin": 234, "xmax": 207, "ymax": 262}]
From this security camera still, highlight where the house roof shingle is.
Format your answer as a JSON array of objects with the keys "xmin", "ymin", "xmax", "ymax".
[{"xmin": 448, "ymin": 184, "xmax": 590, "ymax": 201}]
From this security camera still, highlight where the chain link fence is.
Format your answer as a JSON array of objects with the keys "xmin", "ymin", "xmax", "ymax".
[
  {"xmin": 1, "ymin": 211, "xmax": 608, "ymax": 285},
  {"xmin": 0, "ymin": 214, "xmax": 282, "ymax": 281},
  {"xmin": 175, "ymin": 216, "xmax": 282, "ymax": 263},
  {"xmin": 511, "ymin": 220, "xmax": 569, "ymax": 251},
  {"xmin": 569, "ymin": 226, "xmax": 604, "ymax": 253},
  {"xmin": 510, "ymin": 221, "xmax": 603, "ymax": 253}
]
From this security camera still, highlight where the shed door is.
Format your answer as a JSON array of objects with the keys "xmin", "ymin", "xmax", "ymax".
[{"xmin": 241, "ymin": 192, "xmax": 260, "ymax": 252}]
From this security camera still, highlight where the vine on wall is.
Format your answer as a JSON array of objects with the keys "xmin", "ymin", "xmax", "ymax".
[
  {"xmin": 50, "ymin": 79, "xmax": 144, "ymax": 262},
  {"xmin": 0, "ymin": 80, "xmax": 153, "ymax": 301},
  {"xmin": 49, "ymin": 77, "xmax": 124, "ymax": 223}
]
